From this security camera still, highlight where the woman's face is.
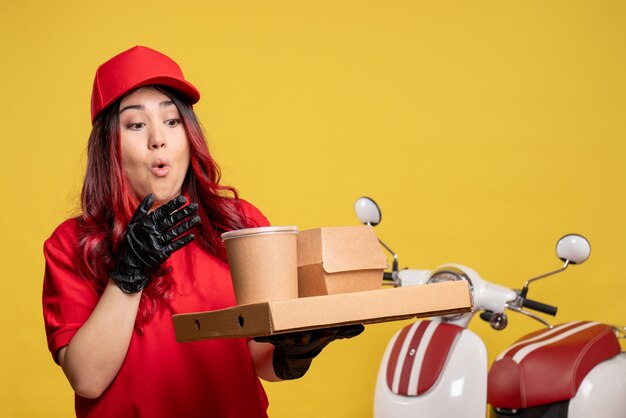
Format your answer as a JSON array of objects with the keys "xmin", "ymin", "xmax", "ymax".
[{"xmin": 118, "ymin": 87, "xmax": 191, "ymax": 208}]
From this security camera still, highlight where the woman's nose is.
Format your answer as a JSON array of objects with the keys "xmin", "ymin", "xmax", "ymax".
[{"xmin": 148, "ymin": 126, "xmax": 167, "ymax": 149}]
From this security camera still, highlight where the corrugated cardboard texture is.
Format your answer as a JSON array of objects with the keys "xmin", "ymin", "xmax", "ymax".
[
  {"xmin": 298, "ymin": 265, "xmax": 383, "ymax": 296},
  {"xmin": 298, "ymin": 264, "xmax": 330, "ymax": 295},
  {"xmin": 296, "ymin": 228, "xmax": 323, "ymax": 267},
  {"xmin": 297, "ymin": 226, "xmax": 388, "ymax": 297},
  {"xmin": 173, "ymin": 280, "xmax": 472, "ymax": 342},
  {"xmin": 319, "ymin": 226, "xmax": 387, "ymax": 273},
  {"xmin": 297, "ymin": 226, "xmax": 387, "ymax": 273}
]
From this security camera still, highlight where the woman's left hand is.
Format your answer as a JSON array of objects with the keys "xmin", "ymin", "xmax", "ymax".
[{"xmin": 253, "ymin": 324, "xmax": 364, "ymax": 380}]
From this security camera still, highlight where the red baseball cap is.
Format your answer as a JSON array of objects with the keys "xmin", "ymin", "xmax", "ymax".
[{"xmin": 90, "ymin": 46, "xmax": 200, "ymax": 123}]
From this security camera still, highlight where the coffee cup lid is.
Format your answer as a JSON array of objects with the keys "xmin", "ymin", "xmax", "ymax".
[{"xmin": 221, "ymin": 226, "xmax": 298, "ymax": 241}]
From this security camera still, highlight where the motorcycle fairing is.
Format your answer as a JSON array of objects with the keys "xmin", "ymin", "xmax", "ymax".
[{"xmin": 385, "ymin": 320, "xmax": 463, "ymax": 396}]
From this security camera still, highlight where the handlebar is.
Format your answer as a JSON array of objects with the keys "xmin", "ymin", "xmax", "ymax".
[
  {"xmin": 521, "ymin": 298, "xmax": 558, "ymax": 316},
  {"xmin": 383, "ymin": 268, "xmax": 558, "ymax": 322}
]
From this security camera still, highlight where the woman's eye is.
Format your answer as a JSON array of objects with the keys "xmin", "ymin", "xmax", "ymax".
[
  {"xmin": 126, "ymin": 122, "xmax": 145, "ymax": 130},
  {"xmin": 165, "ymin": 118, "xmax": 181, "ymax": 127}
]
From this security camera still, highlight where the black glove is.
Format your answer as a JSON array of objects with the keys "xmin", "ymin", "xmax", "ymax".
[
  {"xmin": 110, "ymin": 194, "xmax": 200, "ymax": 293},
  {"xmin": 254, "ymin": 324, "xmax": 364, "ymax": 380}
]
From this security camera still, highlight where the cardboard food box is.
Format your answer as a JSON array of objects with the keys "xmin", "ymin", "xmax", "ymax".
[
  {"xmin": 173, "ymin": 280, "xmax": 472, "ymax": 341},
  {"xmin": 297, "ymin": 226, "xmax": 388, "ymax": 297}
]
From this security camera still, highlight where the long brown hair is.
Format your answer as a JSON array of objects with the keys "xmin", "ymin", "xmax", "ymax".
[{"xmin": 76, "ymin": 86, "xmax": 249, "ymax": 326}]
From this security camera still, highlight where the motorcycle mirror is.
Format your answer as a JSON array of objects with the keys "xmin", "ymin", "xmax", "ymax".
[
  {"xmin": 354, "ymin": 196, "xmax": 400, "ymax": 276},
  {"xmin": 355, "ymin": 196, "xmax": 382, "ymax": 226},
  {"xmin": 556, "ymin": 234, "xmax": 591, "ymax": 265},
  {"xmin": 521, "ymin": 233, "xmax": 591, "ymax": 299}
]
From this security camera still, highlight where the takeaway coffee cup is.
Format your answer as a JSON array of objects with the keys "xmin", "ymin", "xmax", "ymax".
[{"xmin": 221, "ymin": 226, "xmax": 299, "ymax": 305}]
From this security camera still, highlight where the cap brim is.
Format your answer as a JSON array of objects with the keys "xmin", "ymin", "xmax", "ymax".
[
  {"xmin": 95, "ymin": 76, "xmax": 200, "ymax": 122},
  {"xmin": 133, "ymin": 76, "xmax": 200, "ymax": 105}
]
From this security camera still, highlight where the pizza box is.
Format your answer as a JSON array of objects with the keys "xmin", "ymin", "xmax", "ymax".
[{"xmin": 172, "ymin": 280, "xmax": 472, "ymax": 342}]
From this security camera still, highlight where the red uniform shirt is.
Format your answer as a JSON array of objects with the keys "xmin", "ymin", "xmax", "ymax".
[{"xmin": 43, "ymin": 200, "xmax": 270, "ymax": 418}]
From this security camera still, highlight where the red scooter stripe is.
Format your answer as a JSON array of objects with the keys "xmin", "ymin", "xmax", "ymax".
[
  {"xmin": 397, "ymin": 322, "xmax": 430, "ymax": 395},
  {"xmin": 386, "ymin": 323, "xmax": 415, "ymax": 390},
  {"xmin": 417, "ymin": 324, "xmax": 463, "ymax": 394},
  {"xmin": 497, "ymin": 321, "xmax": 583, "ymax": 360},
  {"xmin": 512, "ymin": 322, "xmax": 601, "ymax": 363}
]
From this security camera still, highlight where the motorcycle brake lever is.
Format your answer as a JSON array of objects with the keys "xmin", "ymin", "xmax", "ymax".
[{"xmin": 506, "ymin": 303, "xmax": 553, "ymax": 329}]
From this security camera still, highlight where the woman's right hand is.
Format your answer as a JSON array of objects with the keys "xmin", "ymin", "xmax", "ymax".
[
  {"xmin": 59, "ymin": 194, "xmax": 200, "ymax": 398},
  {"xmin": 110, "ymin": 194, "xmax": 200, "ymax": 293}
]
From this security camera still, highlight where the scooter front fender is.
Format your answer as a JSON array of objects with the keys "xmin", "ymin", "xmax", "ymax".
[{"xmin": 374, "ymin": 321, "xmax": 488, "ymax": 418}]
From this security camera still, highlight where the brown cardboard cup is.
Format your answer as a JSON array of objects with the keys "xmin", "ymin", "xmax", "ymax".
[{"xmin": 221, "ymin": 226, "xmax": 298, "ymax": 305}]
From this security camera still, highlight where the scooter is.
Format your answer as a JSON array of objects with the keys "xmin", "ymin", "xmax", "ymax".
[{"xmin": 354, "ymin": 197, "xmax": 626, "ymax": 418}]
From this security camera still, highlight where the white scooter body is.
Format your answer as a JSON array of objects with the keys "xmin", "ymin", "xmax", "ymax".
[
  {"xmin": 374, "ymin": 265, "xmax": 514, "ymax": 418},
  {"xmin": 374, "ymin": 321, "xmax": 487, "ymax": 418},
  {"xmin": 568, "ymin": 353, "xmax": 626, "ymax": 418},
  {"xmin": 373, "ymin": 263, "xmax": 626, "ymax": 418},
  {"xmin": 355, "ymin": 198, "xmax": 625, "ymax": 418},
  {"xmin": 376, "ymin": 320, "xmax": 626, "ymax": 418},
  {"xmin": 489, "ymin": 319, "xmax": 626, "ymax": 418}
]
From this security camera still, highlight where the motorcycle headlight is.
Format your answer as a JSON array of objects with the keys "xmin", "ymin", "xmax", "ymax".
[{"xmin": 427, "ymin": 267, "xmax": 475, "ymax": 318}]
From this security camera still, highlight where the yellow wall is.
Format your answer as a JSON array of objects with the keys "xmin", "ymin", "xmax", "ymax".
[{"xmin": 2, "ymin": 1, "xmax": 625, "ymax": 417}]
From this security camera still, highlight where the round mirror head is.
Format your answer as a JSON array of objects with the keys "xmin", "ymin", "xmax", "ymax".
[
  {"xmin": 355, "ymin": 197, "xmax": 381, "ymax": 226},
  {"xmin": 556, "ymin": 234, "xmax": 591, "ymax": 265}
]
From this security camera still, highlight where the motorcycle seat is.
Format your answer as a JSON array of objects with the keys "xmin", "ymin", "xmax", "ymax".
[
  {"xmin": 488, "ymin": 321, "xmax": 620, "ymax": 409},
  {"xmin": 385, "ymin": 320, "xmax": 464, "ymax": 396}
]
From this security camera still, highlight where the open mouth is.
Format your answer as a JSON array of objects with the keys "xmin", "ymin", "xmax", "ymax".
[{"xmin": 152, "ymin": 159, "xmax": 170, "ymax": 176}]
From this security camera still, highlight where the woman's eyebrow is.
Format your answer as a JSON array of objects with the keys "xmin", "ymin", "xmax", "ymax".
[
  {"xmin": 119, "ymin": 100, "xmax": 174, "ymax": 114},
  {"xmin": 119, "ymin": 104, "xmax": 144, "ymax": 114}
]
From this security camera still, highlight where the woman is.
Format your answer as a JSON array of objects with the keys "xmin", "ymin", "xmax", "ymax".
[{"xmin": 43, "ymin": 46, "xmax": 362, "ymax": 418}]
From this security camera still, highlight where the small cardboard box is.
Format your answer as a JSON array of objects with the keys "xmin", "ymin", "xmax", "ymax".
[
  {"xmin": 172, "ymin": 280, "xmax": 472, "ymax": 341},
  {"xmin": 297, "ymin": 226, "xmax": 388, "ymax": 297}
]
